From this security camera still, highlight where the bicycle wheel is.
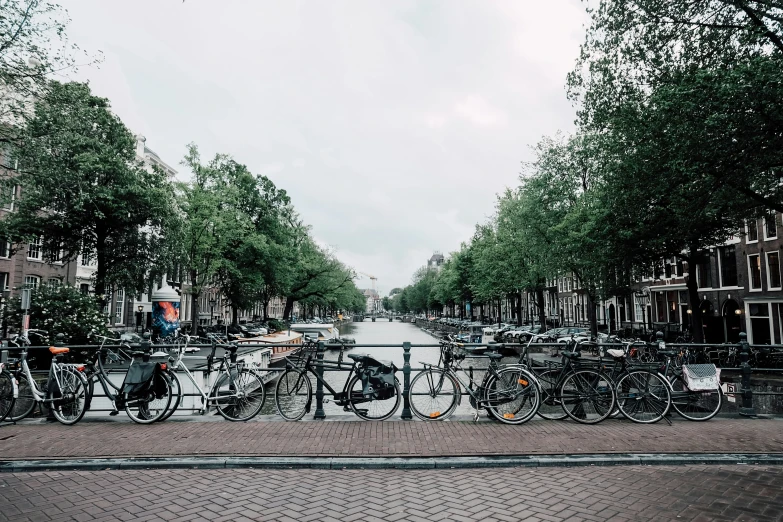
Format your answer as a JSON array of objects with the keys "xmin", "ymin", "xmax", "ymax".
[
  {"xmin": 560, "ymin": 369, "xmax": 615, "ymax": 424},
  {"xmin": 51, "ymin": 368, "xmax": 89, "ymax": 425},
  {"xmin": 215, "ymin": 369, "xmax": 265, "ymax": 421},
  {"xmin": 158, "ymin": 369, "xmax": 182, "ymax": 421},
  {"xmin": 669, "ymin": 375, "xmax": 722, "ymax": 421},
  {"xmin": 615, "ymin": 370, "xmax": 671, "ymax": 424},
  {"xmin": 408, "ymin": 368, "xmax": 459, "ymax": 421},
  {"xmin": 125, "ymin": 373, "xmax": 173, "ymax": 424},
  {"xmin": 535, "ymin": 368, "xmax": 568, "ymax": 420},
  {"xmin": 274, "ymin": 369, "xmax": 312, "ymax": 421},
  {"xmin": 0, "ymin": 370, "xmax": 15, "ymax": 422},
  {"xmin": 8, "ymin": 374, "xmax": 37, "ymax": 421},
  {"xmin": 347, "ymin": 374, "xmax": 401, "ymax": 421},
  {"xmin": 484, "ymin": 367, "xmax": 540, "ymax": 425}
]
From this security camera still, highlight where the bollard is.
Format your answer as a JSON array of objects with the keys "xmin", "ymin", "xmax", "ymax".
[
  {"xmin": 314, "ymin": 341, "xmax": 326, "ymax": 419},
  {"xmin": 141, "ymin": 332, "xmax": 152, "ymax": 362},
  {"xmin": 401, "ymin": 342, "xmax": 412, "ymax": 419},
  {"xmin": 738, "ymin": 332, "xmax": 756, "ymax": 417}
]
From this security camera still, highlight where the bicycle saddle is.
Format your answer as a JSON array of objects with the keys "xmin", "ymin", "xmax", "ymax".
[
  {"xmin": 658, "ymin": 350, "xmax": 679, "ymax": 357},
  {"xmin": 485, "ymin": 352, "xmax": 503, "ymax": 361},
  {"xmin": 561, "ymin": 351, "xmax": 581, "ymax": 359},
  {"xmin": 49, "ymin": 347, "xmax": 69, "ymax": 355},
  {"xmin": 606, "ymin": 349, "xmax": 625, "ymax": 359}
]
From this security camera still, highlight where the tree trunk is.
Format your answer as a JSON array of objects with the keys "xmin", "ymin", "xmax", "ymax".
[
  {"xmin": 685, "ymin": 252, "xmax": 704, "ymax": 343},
  {"xmin": 95, "ymin": 233, "xmax": 108, "ymax": 312},
  {"xmin": 190, "ymin": 270, "xmax": 200, "ymax": 335},
  {"xmin": 263, "ymin": 298, "xmax": 270, "ymax": 321},
  {"xmin": 516, "ymin": 291, "xmax": 523, "ymax": 326},
  {"xmin": 283, "ymin": 296, "xmax": 295, "ymax": 320},
  {"xmin": 587, "ymin": 289, "xmax": 598, "ymax": 340},
  {"xmin": 231, "ymin": 306, "xmax": 238, "ymax": 326},
  {"xmin": 535, "ymin": 288, "xmax": 546, "ymax": 332}
]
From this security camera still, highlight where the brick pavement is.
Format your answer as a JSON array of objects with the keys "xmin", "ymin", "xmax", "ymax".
[
  {"xmin": 1, "ymin": 464, "xmax": 782, "ymax": 521},
  {"xmin": 0, "ymin": 417, "xmax": 782, "ymax": 461}
]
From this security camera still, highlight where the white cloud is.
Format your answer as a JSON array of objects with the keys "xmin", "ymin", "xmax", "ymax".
[{"xmin": 453, "ymin": 95, "xmax": 508, "ymax": 127}]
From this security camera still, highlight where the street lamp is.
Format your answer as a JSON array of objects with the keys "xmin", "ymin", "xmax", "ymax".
[
  {"xmin": 209, "ymin": 298, "xmax": 216, "ymax": 326},
  {"xmin": 136, "ymin": 305, "xmax": 143, "ymax": 332},
  {"xmin": 633, "ymin": 288, "xmax": 650, "ymax": 335}
]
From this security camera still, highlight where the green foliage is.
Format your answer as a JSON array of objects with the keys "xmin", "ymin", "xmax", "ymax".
[
  {"xmin": 0, "ymin": 81, "xmax": 175, "ymax": 302},
  {"xmin": 7, "ymin": 285, "xmax": 108, "ymax": 344}
]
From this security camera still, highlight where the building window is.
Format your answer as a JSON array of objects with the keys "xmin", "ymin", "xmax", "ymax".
[
  {"xmin": 746, "ymin": 219, "xmax": 759, "ymax": 243},
  {"xmin": 0, "ymin": 272, "xmax": 8, "ymax": 291},
  {"xmin": 24, "ymin": 275, "xmax": 40, "ymax": 289},
  {"xmin": 27, "ymin": 237, "xmax": 42, "ymax": 261},
  {"xmin": 664, "ymin": 262, "xmax": 672, "ymax": 279},
  {"xmin": 114, "ymin": 289, "xmax": 124, "ymax": 324},
  {"xmin": 79, "ymin": 283, "xmax": 90, "ymax": 294},
  {"xmin": 748, "ymin": 254, "xmax": 762, "ymax": 291},
  {"xmin": 749, "ymin": 303, "xmax": 772, "ymax": 345},
  {"xmin": 676, "ymin": 260, "xmax": 684, "ymax": 278},
  {"xmin": 47, "ymin": 278, "xmax": 61, "ymax": 288},
  {"xmin": 764, "ymin": 212, "xmax": 778, "ymax": 240},
  {"xmin": 697, "ymin": 260, "xmax": 712, "ymax": 289},
  {"xmin": 718, "ymin": 246, "xmax": 738, "ymax": 287},
  {"xmin": 767, "ymin": 252, "xmax": 781, "ymax": 290},
  {"xmin": 0, "ymin": 240, "xmax": 9, "ymax": 259},
  {"xmin": 45, "ymin": 243, "xmax": 62, "ymax": 264},
  {"xmin": 1, "ymin": 184, "xmax": 16, "ymax": 211}
]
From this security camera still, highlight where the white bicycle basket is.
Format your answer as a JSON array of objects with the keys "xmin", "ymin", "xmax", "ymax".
[{"xmin": 682, "ymin": 364, "xmax": 721, "ymax": 391}]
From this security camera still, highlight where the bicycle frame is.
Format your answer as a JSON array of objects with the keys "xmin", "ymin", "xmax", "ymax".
[{"xmin": 17, "ymin": 346, "xmax": 76, "ymax": 405}]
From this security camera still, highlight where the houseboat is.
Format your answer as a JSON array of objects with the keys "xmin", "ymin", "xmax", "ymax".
[{"xmin": 237, "ymin": 330, "xmax": 304, "ymax": 367}]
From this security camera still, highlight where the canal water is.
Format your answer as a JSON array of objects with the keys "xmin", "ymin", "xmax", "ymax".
[{"xmin": 260, "ymin": 319, "xmax": 492, "ymax": 418}]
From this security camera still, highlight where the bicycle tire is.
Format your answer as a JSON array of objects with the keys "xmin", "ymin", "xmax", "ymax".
[
  {"xmin": 8, "ymin": 373, "xmax": 37, "ymax": 421},
  {"xmin": 214, "ymin": 369, "xmax": 265, "ymax": 421},
  {"xmin": 669, "ymin": 375, "xmax": 722, "ymax": 421},
  {"xmin": 615, "ymin": 370, "xmax": 671, "ymax": 424},
  {"xmin": 0, "ymin": 370, "xmax": 15, "ymax": 422},
  {"xmin": 560, "ymin": 369, "xmax": 615, "ymax": 424},
  {"xmin": 274, "ymin": 369, "xmax": 312, "ymax": 421},
  {"xmin": 51, "ymin": 368, "xmax": 89, "ymax": 426},
  {"xmin": 125, "ymin": 373, "xmax": 173, "ymax": 424},
  {"xmin": 408, "ymin": 368, "xmax": 460, "ymax": 421},
  {"xmin": 484, "ymin": 367, "xmax": 540, "ymax": 425},
  {"xmin": 347, "ymin": 374, "xmax": 401, "ymax": 421},
  {"xmin": 158, "ymin": 369, "xmax": 182, "ymax": 421},
  {"xmin": 535, "ymin": 368, "xmax": 568, "ymax": 420}
]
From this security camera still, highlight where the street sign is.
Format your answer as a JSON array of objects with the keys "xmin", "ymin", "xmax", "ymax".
[{"xmin": 20, "ymin": 289, "xmax": 31, "ymax": 310}]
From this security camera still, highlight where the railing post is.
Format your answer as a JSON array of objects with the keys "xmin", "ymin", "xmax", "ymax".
[
  {"xmin": 738, "ymin": 332, "xmax": 756, "ymax": 417},
  {"xmin": 314, "ymin": 341, "xmax": 326, "ymax": 419},
  {"xmin": 401, "ymin": 342, "xmax": 412, "ymax": 420}
]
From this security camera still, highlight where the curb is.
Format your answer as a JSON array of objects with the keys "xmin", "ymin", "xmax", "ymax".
[{"xmin": 2, "ymin": 453, "xmax": 783, "ymax": 472}]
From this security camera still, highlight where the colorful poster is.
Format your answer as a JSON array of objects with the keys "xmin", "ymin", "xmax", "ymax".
[{"xmin": 152, "ymin": 301, "xmax": 180, "ymax": 337}]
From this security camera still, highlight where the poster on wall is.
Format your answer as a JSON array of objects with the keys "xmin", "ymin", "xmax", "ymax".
[{"xmin": 153, "ymin": 301, "xmax": 180, "ymax": 337}]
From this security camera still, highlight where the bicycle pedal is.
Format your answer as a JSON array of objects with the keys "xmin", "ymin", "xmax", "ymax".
[
  {"xmin": 323, "ymin": 398, "xmax": 330, "ymax": 403},
  {"xmin": 109, "ymin": 410, "xmax": 119, "ymax": 416}
]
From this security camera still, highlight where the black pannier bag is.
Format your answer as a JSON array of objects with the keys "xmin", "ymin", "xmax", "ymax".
[
  {"xmin": 116, "ymin": 362, "xmax": 167, "ymax": 409},
  {"xmin": 361, "ymin": 357, "xmax": 398, "ymax": 400}
]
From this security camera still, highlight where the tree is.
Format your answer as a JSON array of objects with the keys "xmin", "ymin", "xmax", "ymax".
[
  {"xmin": 570, "ymin": 0, "xmax": 783, "ymax": 213},
  {"xmin": 381, "ymin": 296, "xmax": 391, "ymax": 311},
  {"xmin": 0, "ymin": 81, "xmax": 175, "ymax": 306},
  {"xmin": 0, "ymin": 0, "xmax": 99, "ymax": 144},
  {"xmin": 175, "ymin": 145, "xmax": 243, "ymax": 334}
]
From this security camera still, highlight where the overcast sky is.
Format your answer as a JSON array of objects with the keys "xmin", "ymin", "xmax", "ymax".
[{"xmin": 62, "ymin": 0, "xmax": 587, "ymax": 295}]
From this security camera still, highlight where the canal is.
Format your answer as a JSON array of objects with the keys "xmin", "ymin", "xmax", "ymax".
[{"xmin": 260, "ymin": 318, "xmax": 492, "ymax": 418}]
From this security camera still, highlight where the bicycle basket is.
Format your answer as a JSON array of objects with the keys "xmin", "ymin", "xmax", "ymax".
[
  {"xmin": 682, "ymin": 364, "xmax": 720, "ymax": 391},
  {"xmin": 360, "ymin": 359, "xmax": 398, "ymax": 400}
]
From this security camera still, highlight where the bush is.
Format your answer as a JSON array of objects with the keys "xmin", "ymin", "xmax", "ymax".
[{"xmin": 6, "ymin": 285, "xmax": 109, "ymax": 345}]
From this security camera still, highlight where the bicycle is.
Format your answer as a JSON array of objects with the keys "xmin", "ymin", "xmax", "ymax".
[
  {"xmin": 0, "ymin": 359, "xmax": 15, "ymax": 422},
  {"xmin": 407, "ymin": 338, "xmax": 540, "ymax": 424},
  {"xmin": 599, "ymin": 344, "xmax": 672, "ymax": 424},
  {"xmin": 532, "ymin": 337, "xmax": 616, "ymax": 424},
  {"xmin": 162, "ymin": 337, "xmax": 266, "ymax": 421},
  {"xmin": 275, "ymin": 339, "xmax": 401, "ymax": 421},
  {"xmin": 657, "ymin": 346, "xmax": 722, "ymax": 421},
  {"xmin": 8, "ymin": 342, "xmax": 89, "ymax": 425},
  {"xmin": 82, "ymin": 333, "xmax": 173, "ymax": 424}
]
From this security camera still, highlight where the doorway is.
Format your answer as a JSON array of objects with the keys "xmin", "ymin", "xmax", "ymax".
[{"xmin": 722, "ymin": 299, "xmax": 742, "ymax": 343}]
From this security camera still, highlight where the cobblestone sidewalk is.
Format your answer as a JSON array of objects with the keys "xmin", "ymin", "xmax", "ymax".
[
  {"xmin": 1, "ymin": 417, "xmax": 782, "ymax": 460},
  {"xmin": 1, "ymin": 464, "xmax": 782, "ymax": 521}
]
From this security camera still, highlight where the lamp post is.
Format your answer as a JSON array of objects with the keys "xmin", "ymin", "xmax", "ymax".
[
  {"xmin": 209, "ymin": 298, "xmax": 216, "ymax": 327},
  {"xmin": 634, "ymin": 288, "xmax": 650, "ymax": 336},
  {"xmin": 136, "ymin": 305, "xmax": 143, "ymax": 332}
]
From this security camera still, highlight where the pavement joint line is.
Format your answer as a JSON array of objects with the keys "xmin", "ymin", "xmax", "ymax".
[{"xmin": 2, "ymin": 453, "xmax": 783, "ymax": 472}]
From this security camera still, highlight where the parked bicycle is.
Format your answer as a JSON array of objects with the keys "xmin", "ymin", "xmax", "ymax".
[
  {"xmin": 532, "ymin": 337, "xmax": 616, "ymax": 424},
  {"xmin": 275, "ymin": 339, "xmax": 401, "ymax": 421},
  {"xmin": 8, "ymin": 343, "xmax": 89, "ymax": 425},
  {"xmin": 657, "ymin": 346, "xmax": 722, "ymax": 421},
  {"xmin": 82, "ymin": 333, "xmax": 173, "ymax": 424},
  {"xmin": 407, "ymin": 337, "xmax": 540, "ymax": 424},
  {"xmin": 160, "ymin": 336, "xmax": 266, "ymax": 422}
]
